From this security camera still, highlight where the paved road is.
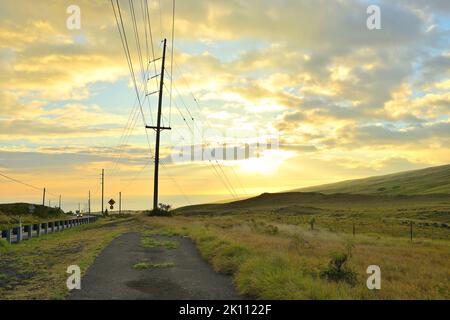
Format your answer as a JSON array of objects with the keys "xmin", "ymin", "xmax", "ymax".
[{"xmin": 68, "ymin": 233, "xmax": 242, "ymax": 300}]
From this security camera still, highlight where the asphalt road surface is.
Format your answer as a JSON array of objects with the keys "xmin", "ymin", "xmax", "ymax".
[{"xmin": 68, "ymin": 233, "xmax": 242, "ymax": 300}]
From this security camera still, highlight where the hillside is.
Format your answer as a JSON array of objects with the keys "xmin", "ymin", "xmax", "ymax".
[
  {"xmin": 293, "ymin": 164, "xmax": 450, "ymax": 195},
  {"xmin": 175, "ymin": 192, "xmax": 450, "ymax": 223},
  {"xmin": 0, "ymin": 203, "xmax": 66, "ymax": 228}
]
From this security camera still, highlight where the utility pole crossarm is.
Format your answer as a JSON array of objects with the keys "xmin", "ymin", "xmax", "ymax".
[{"xmin": 146, "ymin": 125, "xmax": 171, "ymax": 131}]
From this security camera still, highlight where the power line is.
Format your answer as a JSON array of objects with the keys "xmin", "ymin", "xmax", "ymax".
[
  {"xmin": 170, "ymin": 62, "xmax": 248, "ymax": 197},
  {"xmin": 161, "ymin": 77, "xmax": 240, "ymax": 199},
  {"xmin": 169, "ymin": 0, "xmax": 176, "ymax": 126},
  {"xmin": 0, "ymin": 171, "xmax": 59, "ymax": 197}
]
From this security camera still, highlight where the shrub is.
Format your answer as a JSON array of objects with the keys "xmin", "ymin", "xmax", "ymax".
[
  {"xmin": 148, "ymin": 203, "xmax": 173, "ymax": 217},
  {"xmin": 265, "ymin": 224, "xmax": 279, "ymax": 235},
  {"xmin": 320, "ymin": 244, "xmax": 357, "ymax": 286}
]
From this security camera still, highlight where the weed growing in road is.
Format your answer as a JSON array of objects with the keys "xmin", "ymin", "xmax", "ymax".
[
  {"xmin": 140, "ymin": 234, "xmax": 178, "ymax": 249},
  {"xmin": 133, "ymin": 261, "xmax": 175, "ymax": 269}
]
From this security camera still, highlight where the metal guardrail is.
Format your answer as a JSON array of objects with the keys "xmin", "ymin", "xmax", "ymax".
[{"xmin": 0, "ymin": 216, "xmax": 98, "ymax": 244}]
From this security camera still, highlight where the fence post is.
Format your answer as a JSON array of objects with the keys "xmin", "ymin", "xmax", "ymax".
[
  {"xmin": 50, "ymin": 222, "xmax": 55, "ymax": 233},
  {"xmin": 37, "ymin": 224, "xmax": 41, "ymax": 237},
  {"xmin": 410, "ymin": 221, "xmax": 413, "ymax": 242}
]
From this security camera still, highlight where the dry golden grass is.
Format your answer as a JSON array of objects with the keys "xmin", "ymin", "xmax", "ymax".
[{"xmin": 139, "ymin": 214, "xmax": 450, "ymax": 299}]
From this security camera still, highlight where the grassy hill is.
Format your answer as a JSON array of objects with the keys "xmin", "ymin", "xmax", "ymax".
[
  {"xmin": 294, "ymin": 164, "xmax": 450, "ymax": 195},
  {"xmin": 0, "ymin": 203, "xmax": 66, "ymax": 229},
  {"xmin": 175, "ymin": 192, "xmax": 450, "ymax": 220}
]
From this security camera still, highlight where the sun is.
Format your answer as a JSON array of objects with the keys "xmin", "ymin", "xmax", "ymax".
[{"xmin": 237, "ymin": 149, "xmax": 295, "ymax": 176}]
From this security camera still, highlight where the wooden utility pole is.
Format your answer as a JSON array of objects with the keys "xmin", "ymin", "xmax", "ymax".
[
  {"xmin": 88, "ymin": 190, "xmax": 91, "ymax": 214},
  {"xmin": 59, "ymin": 195, "xmax": 61, "ymax": 210},
  {"xmin": 101, "ymin": 169, "xmax": 105, "ymax": 214},
  {"xmin": 119, "ymin": 192, "xmax": 122, "ymax": 214},
  {"xmin": 146, "ymin": 38, "xmax": 171, "ymax": 212},
  {"xmin": 42, "ymin": 188, "xmax": 46, "ymax": 206}
]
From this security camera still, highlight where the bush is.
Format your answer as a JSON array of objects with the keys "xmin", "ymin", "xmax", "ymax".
[
  {"xmin": 320, "ymin": 244, "xmax": 357, "ymax": 286},
  {"xmin": 148, "ymin": 203, "xmax": 172, "ymax": 217}
]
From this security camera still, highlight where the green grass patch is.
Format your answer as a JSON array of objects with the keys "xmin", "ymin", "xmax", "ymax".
[
  {"xmin": 141, "ymin": 235, "xmax": 178, "ymax": 249},
  {"xmin": 133, "ymin": 261, "xmax": 175, "ymax": 269}
]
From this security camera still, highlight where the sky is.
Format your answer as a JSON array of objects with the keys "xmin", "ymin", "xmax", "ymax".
[{"xmin": 0, "ymin": 0, "xmax": 449, "ymax": 212}]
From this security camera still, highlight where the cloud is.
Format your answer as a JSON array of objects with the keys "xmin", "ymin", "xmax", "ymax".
[{"xmin": 0, "ymin": 0, "xmax": 449, "ymax": 206}]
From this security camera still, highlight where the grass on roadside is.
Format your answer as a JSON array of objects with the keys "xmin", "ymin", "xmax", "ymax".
[
  {"xmin": 138, "ymin": 215, "xmax": 450, "ymax": 299},
  {"xmin": 0, "ymin": 216, "xmax": 136, "ymax": 299}
]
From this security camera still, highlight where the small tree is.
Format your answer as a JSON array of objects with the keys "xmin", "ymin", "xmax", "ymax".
[{"xmin": 320, "ymin": 243, "xmax": 357, "ymax": 285}]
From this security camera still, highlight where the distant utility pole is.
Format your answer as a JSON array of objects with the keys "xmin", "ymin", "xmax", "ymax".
[
  {"xmin": 101, "ymin": 169, "xmax": 105, "ymax": 214},
  {"xmin": 59, "ymin": 195, "xmax": 61, "ymax": 210},
  {"xmin": 42, "ymin": 188, "xmax": 46, "ymax": 206},
  {"xmin": 146, "ymin": 38, "xmax": 171, "ymax": 212},
  {"xmin": 119, "ymin": 192, "xmax": 122, "ymax": 214},
  {"xmin": 88, "ymin": 190, "xmax": 91, "ymax": 214}
]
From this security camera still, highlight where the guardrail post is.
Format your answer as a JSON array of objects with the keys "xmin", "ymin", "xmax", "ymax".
[
  {"xmin": 36, "ymin": 224, "xmax": 41, "ymax": 237},
  {"xmin": 50, "ymin": 222, "xmax": 54, "ymax": 233},
  {"xmin": 43, "ymin": 223, "xmax": 48, "ymax": 234},
  {"xmin": 5, "ymin": 229, "xmax": 12, "ymax": 244},
  {"xmin": 16, "ymin": 226, "xmax": 23, "ymax": 243},
  {"xmin": 24, "ymin": 225, "xmax": 31, "ymax": 239}
]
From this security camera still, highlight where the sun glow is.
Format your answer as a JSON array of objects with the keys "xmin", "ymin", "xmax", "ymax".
[{"xmin": 237, "ymin": 149, "xmax": 295, "ymax": 176}]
